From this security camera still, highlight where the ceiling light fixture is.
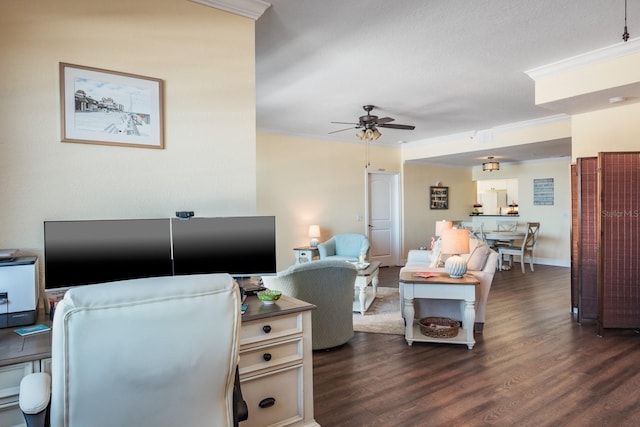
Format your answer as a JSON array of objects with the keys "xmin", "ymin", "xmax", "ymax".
[
  {"xmin": 482, "ymin": 156, "xmax": 500, "ymax": 172},
  {"xmin": 623, "ymin": 0, "xmax": 630, "ymax": 42},
  {"xmin": 356, "ymin": 127, "xmax": 381, "ymax": 141}
]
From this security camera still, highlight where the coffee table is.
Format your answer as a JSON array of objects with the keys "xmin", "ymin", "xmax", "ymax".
[
  {"xmin": 353, "ymin": 261, "xmax": 381, "ymax": 315},
  {"xmin": 399, "ymin": 271, "xmax": 479, "ymax": 349}
]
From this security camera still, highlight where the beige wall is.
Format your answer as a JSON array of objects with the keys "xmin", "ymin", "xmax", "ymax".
[
  {"xmin": 0, "ymin": 1, "xmax": 257, "ymax": 267},
  {"xmin": 472, "ymin": 159, "xmax": 572, "ymax": 266},
  {"xmin": 257, "ymin": 133, "xmax": 401, "ymax": 270},
  {"xmin": 572, "ymin": 103, "xmax": 640, "ymax": 159},
  {"xmin": 402, "ymin": 159, "xmax": 572, "ymax": 266},
  {"xmin": 402, "ymin": 164, "xmax": 475, "ymax": 255}
]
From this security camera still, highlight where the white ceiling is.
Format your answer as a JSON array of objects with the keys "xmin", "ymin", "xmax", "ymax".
[{"xmin": 255, "ymin": 0, "xmax": 640, "ymax": 166}]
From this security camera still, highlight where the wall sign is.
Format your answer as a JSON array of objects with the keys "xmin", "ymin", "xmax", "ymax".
[{"xmin": 533, "ymin": 178, "xmax": 554, "ymax": 205}]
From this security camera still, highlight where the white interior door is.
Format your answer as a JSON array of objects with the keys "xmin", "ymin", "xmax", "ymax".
[{"xmin": 366, "ymin": 171, "xmax": 401, "ymax": 266}]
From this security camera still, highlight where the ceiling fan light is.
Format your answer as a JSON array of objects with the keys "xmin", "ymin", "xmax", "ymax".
[
  {"xmin": 364, "ymin": 128, "xmax": 374, "ymax": 140},
  {"xmin": 356, "ymin": 130, "xmax": 365, "ymax": 140},
  {"xmin": 372, "ymin": 129, "xmax": 381, "ymax": 140}
]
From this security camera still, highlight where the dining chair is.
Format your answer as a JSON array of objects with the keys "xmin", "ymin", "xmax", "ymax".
[
  {"xmin": 460, "ymin": 221, "xmax": 486, "ymax": 242},
  {"xmin": 498, "ymin": 222, "xmax": 540, "ymax": 274},
  {"xmin": 493, "ymin": 220, "xmax": 518, "ymax": 248}
]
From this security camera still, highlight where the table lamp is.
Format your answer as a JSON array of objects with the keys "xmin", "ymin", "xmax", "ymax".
[
  {"xmin": 308, "ymin": 224, "xmax": 321, "ymax": 247},
  {"xmin": 431, "ymin": 220, "xmax": 453, "ymax": 249},
  {"xmin": 435, "ymin": 220, "xmax": 453, "ymax": 237},
  {"xmin": 441, "ymin": 228, "xmax": 470, "ymax": 278}
]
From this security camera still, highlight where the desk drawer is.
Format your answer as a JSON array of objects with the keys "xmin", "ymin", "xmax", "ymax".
[
  {"xmin": 239, "ymin": 337, "xmax": 302, "ymax": 376},
  {"xmin": 0, "ymin": 362, "xmax": 35, "ymax": 405},
  {"xmin": 241, "ymin": 313, "xmax": 302, "ymax": 346},
  {"xmin": 240, "ymin": 365, "xmax": 303, "ymax": 427}
]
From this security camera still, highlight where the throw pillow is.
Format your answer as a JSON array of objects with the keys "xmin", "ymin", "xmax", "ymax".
[
  {"xmin": 428, "ymin": 238, "xmax": 442, "ymax": 268},
  {"xmin": 466, "ymin": 241, "xmax": 491, "ymax": 271}
]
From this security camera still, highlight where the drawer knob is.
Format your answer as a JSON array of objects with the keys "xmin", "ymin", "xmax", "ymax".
[
  {"xmin": 259, "ymin": 397, "xmax": 276, "ymax": 409},
  {"xmin": 262, "ymin": 325, "xmax": 272, "ymax": 334},
  {"xmin": 263, "ymin": 353, "xmax": 272, "ymax": 361}
]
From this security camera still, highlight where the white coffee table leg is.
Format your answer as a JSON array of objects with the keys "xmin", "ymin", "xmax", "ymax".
[
  {"xmin": 358, "ymin": 284, "xmax": 366, "ymax": 316},
  {"xmin": 371, "ymin": 268, "xmax": 379, "ymax": 298},
  {"xmin": 403, "ymin": 296, "xmax": 415, "ymax": 346}
]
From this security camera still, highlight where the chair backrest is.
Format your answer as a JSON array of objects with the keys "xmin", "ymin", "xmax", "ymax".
[
  {"xmin": 460, "ymin": 222, "xmax": 485, "ymax": 241},
  {"xmin": 496, "ymin": 220, "xmax": 518, "ymax": 232},
  {"xmin": 263, "ymin": 260, "xmax": 358, "ymax": 350},
  {"xmin": 521, "ymin": 222, "xmax": 540, "ymax": 250},
  {"xmin": 50, "ymin": 273, "xmax": 242, "ymax": 427},
  {"xmin": 318, "ymin": 233, "xmax": 370, "ymax": 259}
]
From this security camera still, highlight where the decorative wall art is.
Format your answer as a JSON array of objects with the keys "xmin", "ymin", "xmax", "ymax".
[
  {"xmin": 533, "ymin": 178, "xmax": 554, "ymax": 205},
  {"xmin": 430, "ymin": 186, "xmax": 449, "ymax": 210},
  {"xmin": 60, "ymin": 63, "xmax": 164, "ymax": 149}
]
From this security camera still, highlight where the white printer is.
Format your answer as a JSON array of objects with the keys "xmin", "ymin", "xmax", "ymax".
[{"xmin": 0, "ymin": 255, "xmax": 39, "ymax": 328}]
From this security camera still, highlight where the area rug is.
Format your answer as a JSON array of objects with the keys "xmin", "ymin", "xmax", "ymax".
[{"xmin": 352, "ymin": 287, "xmax": 404, "ymax": 335}]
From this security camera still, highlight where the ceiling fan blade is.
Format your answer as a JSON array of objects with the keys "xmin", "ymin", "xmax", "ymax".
[
  {"xmin": 329, "ymin": 126, "xmax": 359, "ymax": 134},
  {"xmin": 331, "ymin": 121, "xmax": 358, "ymax": 125},
  {"xmin": 379, "ymin": 123, "xmax": 415, "ymax": 130},
  {"xmin": 376, "ymin": 117, "xmax": 395, "ymax": 124}
]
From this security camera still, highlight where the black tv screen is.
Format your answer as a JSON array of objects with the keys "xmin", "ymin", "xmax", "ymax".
[
  {"xmin": 171, "ymin": 216, "xmax": 277, "ymax": 277},
  {"xmin": 44, "ymin": 219, "xmax": 173, "ymax": 289}
]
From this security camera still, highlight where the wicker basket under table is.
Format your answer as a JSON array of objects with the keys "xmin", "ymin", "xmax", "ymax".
[{"xmin": 419, "ymin": 317, "xmax": 460, "ymax": 338}]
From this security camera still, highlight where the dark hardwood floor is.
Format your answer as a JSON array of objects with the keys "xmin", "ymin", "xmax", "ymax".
[{"xmin": 312, "ymin": 264, "xmax": 640, "ymax": 426}]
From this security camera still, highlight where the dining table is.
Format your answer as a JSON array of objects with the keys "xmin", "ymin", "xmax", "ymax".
[{"xmin": 484, "ymin": 230, "xmax": 526, "ymax": 248}]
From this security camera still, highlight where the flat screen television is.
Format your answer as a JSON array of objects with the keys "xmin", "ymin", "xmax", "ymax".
[
  {"xmin": 171, "ymin": 216, "xmax": 277, "ymax": 277},
  {"xmin": 44, "ymin": 219, "xmax": 174, "ymax": 289},
  {"xmin": 43, "ymin": 216, "xmax": 277, "ymax": 290}
]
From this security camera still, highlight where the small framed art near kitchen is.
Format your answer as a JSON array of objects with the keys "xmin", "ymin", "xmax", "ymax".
[{"xmin": 430, "ymin": 186, "xmax": 449, "ymax": 210}]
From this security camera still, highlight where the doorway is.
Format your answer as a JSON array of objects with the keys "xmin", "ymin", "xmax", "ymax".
[{"xmin": 366, "ymin": 170, "xmax": 401, "ymax": 266}]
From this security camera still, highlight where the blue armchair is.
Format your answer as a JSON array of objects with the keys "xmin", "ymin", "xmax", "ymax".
[
  {"xmin": 262, "ymin": 260, "xmax": 358, "ymax": 350},
  {"xmin": 317, "ymin": 233, "xmax": 370, "ymax": 261}
]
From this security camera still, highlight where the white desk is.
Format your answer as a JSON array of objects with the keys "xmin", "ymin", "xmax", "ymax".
[{"xmin": 399, "ymin": 272, "xmax": 479, "ymax": 349}]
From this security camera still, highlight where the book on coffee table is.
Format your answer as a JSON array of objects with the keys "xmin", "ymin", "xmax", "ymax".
[{"xmin": 413, "ymin": 272, "xmax": 436, "ymax": 278}]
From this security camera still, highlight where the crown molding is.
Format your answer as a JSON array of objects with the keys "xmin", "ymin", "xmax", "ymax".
[
  {"xmin": 525, "ymin": 37, "xmax": 640, "ymax": 79},
  {"xmin": 190, "ymin": 0, "xmax": 271, "ymax": 20}
]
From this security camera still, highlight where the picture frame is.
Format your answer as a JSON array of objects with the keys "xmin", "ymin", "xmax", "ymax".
[
  {"xmin": 60, "ymin": 63, "xmax": 164, "ymax": 149},
  {"xmin": 430, "ymin": 186, "xmax": 448, "ymax": 210}
]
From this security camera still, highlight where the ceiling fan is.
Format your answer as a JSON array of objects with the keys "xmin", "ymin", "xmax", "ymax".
[{"xmin": 330, "ymin": 105, "xmax": 415, "ymax": 140}]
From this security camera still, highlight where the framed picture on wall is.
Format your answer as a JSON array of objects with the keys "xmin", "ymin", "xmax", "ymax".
[
  {"xmin": 60, "ymin": 62, "xmax": 164, "ymax": 149},
  {"xmin": 430, "ymin": 186, "xmax": 448, "ymax": 209}
]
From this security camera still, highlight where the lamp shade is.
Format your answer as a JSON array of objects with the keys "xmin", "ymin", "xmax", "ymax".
[
  {"xmin": 441, "ymin": 228, "xmax": 470, "ymax": 278},
  {"xmin": 440, "ymin": 229, "xmax": 470, "ymax": 255},
  {"xmin": 308, "ymin": 225, "xmax": 321, "ymax": 247},
  {"xmin": 308, "ymin": 225, "xmax": 321, "ymax": 238},
  {"xmin": 434, "ymin": 220, "xmax": 453, "ymax": 237}
]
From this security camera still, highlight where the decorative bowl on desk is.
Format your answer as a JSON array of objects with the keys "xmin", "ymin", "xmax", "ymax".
[{"xmin": 256, "ymin": 289, "xmax": 282, "ymax": 305}]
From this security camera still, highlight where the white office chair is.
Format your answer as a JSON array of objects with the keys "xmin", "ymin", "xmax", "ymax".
[
  {"xmin": 498, "ymin": 222, "xmax": 540, "ymax": 274},
  {"xmin": 19, "ymin": 273, "xmax": 248, "ymax": 427}
]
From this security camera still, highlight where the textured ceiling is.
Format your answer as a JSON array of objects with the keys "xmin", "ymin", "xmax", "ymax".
[{"xmin": 255, "ymin": 0, "xmax": 638, "ymax": 165}]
